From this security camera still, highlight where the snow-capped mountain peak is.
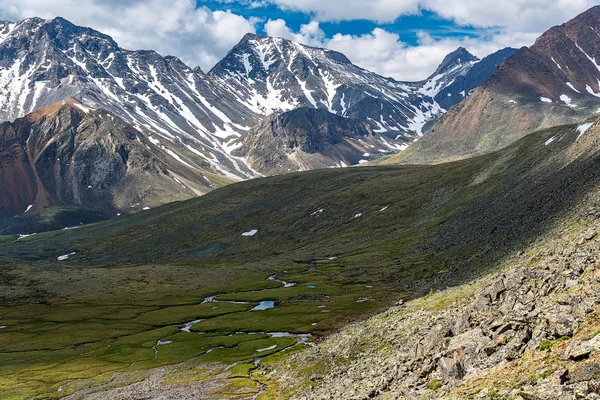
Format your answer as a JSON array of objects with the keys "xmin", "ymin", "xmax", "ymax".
[{"xmin": 431, "ymin": 47, "xmax": 479, "ymax": 77}]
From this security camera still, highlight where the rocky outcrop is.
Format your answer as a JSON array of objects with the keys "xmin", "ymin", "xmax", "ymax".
[
  {"xmin": 232, "ymin": 108, "xmax": 388, "ymax": 174},
  {"xmin": 272, "ymin": 209, "xmax": 600, "ymax": 399}
]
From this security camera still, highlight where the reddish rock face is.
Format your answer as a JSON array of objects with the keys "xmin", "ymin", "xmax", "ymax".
[
  {"xmin": 0, "ymin": 120, "xmax": 47, "ymax": 216},
  {"xmin": 404, "ymin": 6, "xmax": 600, "ymax": 165},
  {"xmin": 0, "ymin": 99, "xmax": 214, "ymax": 217}
]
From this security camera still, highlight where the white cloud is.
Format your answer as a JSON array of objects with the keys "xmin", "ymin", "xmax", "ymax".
[
  {"xmin": 262, "ymin": 0, "xmax": 598, "ymax": 33},
  {"xmin": 264, "ymin": 19, "xmax": 324, "ymax": 46},
  {"xmin": 262, "ymin": 19, "xmax": 538, "ymax": 81},
  {"xmin": 0, "ymin": 0, "xmax": 256, "ymax": 71}
]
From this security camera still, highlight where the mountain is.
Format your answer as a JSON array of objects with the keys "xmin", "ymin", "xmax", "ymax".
[
  {"xmin": 209, "ymin": 35, "xmax": 513, "ymax": 139},
  {"xmin": 0, "ymin": 98, "xmax": 217, "ymax": 219},
  {"xmin": 0, "ymin": 17, "xmax": 257, "ymax": 180},
  {"xmin": 209, "ymin": 33, "xmax": 433, "ymax": 138},
  {"xmin": 0, "ymin": 17, "xmax": 513, "ymax": 217},
  {"xmin": 231, "ymin": 107, "xmax": 381, "ymax": 174},
  {"xmin": 433, "ymin": 47, "xmax": 517, "ymax": 111},
  {"xmin": 403, "ymin": 6, "xmax": 600, "ymax": 164}
]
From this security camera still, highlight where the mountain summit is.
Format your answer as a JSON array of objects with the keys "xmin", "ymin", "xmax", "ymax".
[{"xmin": 431, "ymin": 47, "xmax": 479, "ymax": 77}]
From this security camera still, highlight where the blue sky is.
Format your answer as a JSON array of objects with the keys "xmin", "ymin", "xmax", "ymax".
[
  {"xmin": 0, "ymin": 0, "xmax": 597, "ymax": 81},
  {"xmin": 199, "ymin": 1, "xmax": 482, "ymax": 46}
]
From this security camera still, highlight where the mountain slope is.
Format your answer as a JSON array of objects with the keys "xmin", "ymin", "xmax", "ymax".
[
  {"xmin": 403, "ymin": 5, "xmax": 600, "ymax": 164},
  {"xmin": 274, "ymin": 199, "xmax": 600, "ymax": 399},
  {"xmin": 0, "ymin": 17, "xmax": 257, "ymax": 179},
  {"xmin": 231, "ymin": 107, "xmax": 391, "ymax": 174},
  {"xmin": 0, "ymin": 98, "xmax": 217, "ymax": 219}
]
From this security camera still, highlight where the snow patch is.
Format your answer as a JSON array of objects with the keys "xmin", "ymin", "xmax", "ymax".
[
  {"xmin": 566, "ymin": 82, "xmax": 580, "ymax": 93},
  {"xmin": 544, "ymin": 137, "xmax": 555, "ymax": 146},
  {"xmin": 57, "ymin": 252, "xmax": 76, "ymax": 261},
  {"xmin": 242, "ymin": 229, "xmax": 258, "ymax": 237},
  {"xmin": 560, "ymin": 94, "xmax": 572, "ymax": 105},
  {"xmin": 576, "ymin": 122, "xmax": 594, "ymax": 141},
  {"xmin": 540, "ymin": 97, "xmax": 552, "ymax": 103}
]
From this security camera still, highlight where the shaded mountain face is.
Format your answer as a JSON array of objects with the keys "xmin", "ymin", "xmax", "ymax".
[
  {"xmin": 0, "ymin": 99, "xmax": 216, "ymax": 217},
  {"xmin": 231, "ymin": 107, "xmax": 382, "ymax": 174},
  {"xmin": 403, "ymin": 6, "xmax": 600, "ymax": 164}
]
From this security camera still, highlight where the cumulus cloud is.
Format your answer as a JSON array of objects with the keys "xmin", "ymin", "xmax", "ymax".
[
  {"xmin": 262, "ymin": 19, "xmax": 537, "ymax": 81},
  {"xmin": 264, "ymin": 19, "xmax": 324, "ymax": 46},
  {"xmin": 261, "ymin": 0, "xmax": 598, "ymax": 33},
  {"xmin": 0, "ymin": 0, "xmax": 256, "ymax": 71}
]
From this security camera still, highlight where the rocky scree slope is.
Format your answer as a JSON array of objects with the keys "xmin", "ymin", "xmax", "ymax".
[
  {"xmin": 403, "ymin": 5, "xmax": 600, "ymax": 164},
  {"xmin": 272, "ymin": 120, "xmax": 600, "ymax": 399},
  {"xmin": 0, "ymin": 98, "xmax": 213, "ymax": 218}
]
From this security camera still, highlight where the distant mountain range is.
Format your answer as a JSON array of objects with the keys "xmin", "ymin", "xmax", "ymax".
[
  {"xmin": 0, "ymin": 16, "xmax": 514, "ymax": 217},
  {"xmin": 403, "ymin": 5, "xmax": 600, "ymax": 164}
]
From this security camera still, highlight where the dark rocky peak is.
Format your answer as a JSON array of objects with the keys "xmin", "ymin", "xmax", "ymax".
[{"xmin": 432, "ymin": 47, "xmax": 479, "ymax": 77}]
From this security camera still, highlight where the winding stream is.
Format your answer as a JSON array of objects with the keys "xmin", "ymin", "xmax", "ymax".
[{"xmin": 170, "ymin": 272, "xmax": 311, "ymax": 398}]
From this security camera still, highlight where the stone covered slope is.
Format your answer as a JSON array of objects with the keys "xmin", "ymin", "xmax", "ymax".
[
  {"xmin": 231, "ymin": 107, "xmax": 386, "ymax": 175},
  {"xmin": 0, "ymin": 99, "xmax": 215, "ymax": 217},
  {"xmin": 403, "ymin": 5, "xmax": 600, "ymax": 164},
  {"xmin": 274, "ymin": 223, "xmax": 600, "ymax": 400},
  {"xmin": 270, "ymin": 120, "xmax": 600, "ymax": 399}
]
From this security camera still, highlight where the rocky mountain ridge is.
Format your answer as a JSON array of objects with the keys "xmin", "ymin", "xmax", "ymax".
[
  {"xmin": 0, "ymin": 98, "xmax": 214, "ymax": 217},
  {"xmin": 404, "ymin": 5, "xmax": 600, "ymax": 164},
  {"xmin": 231, "ymin": 107, "xmax": 378, "ymax": 174}
]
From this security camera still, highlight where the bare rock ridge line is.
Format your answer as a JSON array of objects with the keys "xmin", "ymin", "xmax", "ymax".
[{"xmin": 0, "ymin": 98, "xmax": 211, "ymax": 217}]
